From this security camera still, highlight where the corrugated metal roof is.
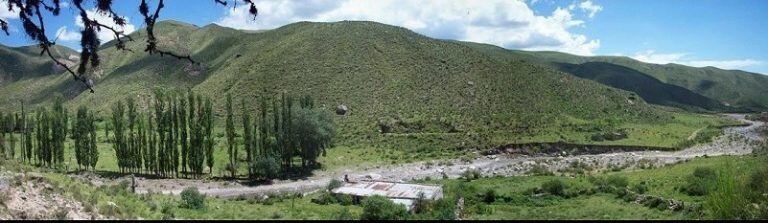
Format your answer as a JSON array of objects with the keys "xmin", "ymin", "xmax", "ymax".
[{"xmin": 331, "ymin": 181, "xmax": 444, "ymax": 200}]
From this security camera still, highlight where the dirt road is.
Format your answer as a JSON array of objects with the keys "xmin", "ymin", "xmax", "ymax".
[{"xmin": 122, "ymin": 114, "xmax": 764, "ymax": 198}]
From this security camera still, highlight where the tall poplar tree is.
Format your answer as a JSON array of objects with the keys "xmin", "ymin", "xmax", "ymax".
[
  {"xmin": 242, "ymin": 99, "xmax": 254, "ymax": 178},
  {"xmin": 226, "ymin": 93, "xmax": 237, "ymax": 178}
]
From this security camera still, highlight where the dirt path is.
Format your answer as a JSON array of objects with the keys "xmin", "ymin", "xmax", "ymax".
[{"xmin": 95, "ymin": 114, "xmax": 765, "ymax": 198}]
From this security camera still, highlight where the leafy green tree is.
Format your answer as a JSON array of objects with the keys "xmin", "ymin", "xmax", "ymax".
[
  {"xmin": 180, "ymin": 187, "xmax": 206, "ymax": 209},
  {"xmin": 146, "ymin": 114, "xmax": 157, "ymax": 175},
  {"xmin": 179, "ymin": 96, "xmax": 189, "ymax": 177},
  {"xmin": 87, "ymin": 112, "xmax": 98, "ymax": 170},
  {"xmin": 127, "ymin": 98, "xmax": 138, "ymax": 172},
  {"xmin": 35, "ymin": 108, "xmax": 47, "ymax": 165},
  {"xmin": 226, "ymin": 93, "xmax": 237, "ymax": 178},
  {"xmin": 74, "ymin": 106, "xmax": 99, "ymax": 170},
  {"xmin": 259, "ymin": 96, "xmax": 270, "ymax": 157},
  {"xmin": 292, "ymin": 107, "xmax": 334, "ymax": 169},
  {"xmin": 204, "ymin": 97, "xmax": 215, "ymax": 175},
  {"xmin": 280, "ymin": 93, "xmax": 294, "ymax": 171},
  {"xmin": 22, "ymin": 102, "xmax": 33, "ymax": 163},
  {"xmin": 51, "ymin": 95, "xmax": 68, "ymax": 166},
  {"xmin": 171, "ymin": 95, "xmax": 180, "ymax": 177},
  {"xmin": 136, "ymin": 113, "xmax": 146, "ymax": 174},
  {"xmin": 74, "ymin": 106, "xmax": 88, "ymax": 170},
  {"xmin": 253, "ymin": 157, "xmax": 281, "ymax": 180},
  {"xmin": 5, "ymin": 113, "xmax": 15, "ymax": 159},
  {"xmin": 188, "ymin": 93, "xmax": 205, "ymax": 177},
  {"xmin": 242, "ymin": 99, "xmax": 254, "ymax": 178},
  {"xmin": 112, "ymin": 100, "xmax": 128, "ymax": 173}
]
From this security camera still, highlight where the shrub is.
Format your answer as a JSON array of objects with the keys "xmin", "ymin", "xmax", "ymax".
[
  {"xmin": 179, "ymin": 187, "xmax": 205, "ymax": 209},
  {"xmin": 431, "ymin": 199, "xmax": 457, "ymax": 220},
  {"xmin": 527, "ymin": 165, "xmax": 554, "ymax": 176},
  {"xmin": 332, "ymin": 208, "xmax": 355, "ymax": 220},
  {"xmin": 693, "ymin": 167, "xmax": 717, "ymax": 180},
  {"xmin": 413, "ymin": 193, "xmax": 430, "ymax": 214},
  {"xmin": 541, "ymin": 179, "xmax": 566, "ymax": 196},
  {"xmin": 311, "ymin": 192, "xmax": 337, "ymax": 205},
  {"xmin": 461, "ymin": 169, "xmax": 482, "ymax": 181},
  {"xmin": 643, "ymin": 196, "xmax": 664, "ymax": 208},
  {"xmin": 336, "ymin": 194, "xmax": 354, "ymax": 206},
  {"xmin": 681, "ymin": 167, "xmax": 717, "ymax": 196},
  {"xmin": 632, "ymin": 181, "xmax": 648, "ymax": 194},
  {"xmin": 748, "ymin": 163, "xmax": 768, "ymax": 195},
  {"xmin": 361, "ymin": 195, "xmax": 408, "ymax": 220},
  {"xmin": 473, "ymin": 203, "xmax": 493, "ymax": 215},
  {"xmin": 161, "ymin": 204, "xmax": 175, "ymax": 220},
  {"xmin": 54, "ymin": 207, "xmax": 69, "ymax": 220},
  {"xmin": 566, "ymin": 160, "xmax": 593, "ymax": 175},
  {"xmin": 483, "ymin": 189, "xmax": 497, "ymax": 203},
  {"xmin": 590, "ymin": 175, "xmax": 628, "ymax": 193},
  {"xmin": 270, "ymin": 211, "xmax": 283, "ymax": 219},
  {"xmin": 106, "ymin": 180, "xmax": 131, "ymax": 196},
  {"xmin": 606, "ymin": 175, "xmax": 629, "ymax": 189},
  {"xmin": 327, "ymin": 179, "xmax": 343, "ymax": 191},
  {"xmin": 621, "ymin": 190, "xmax": 638, "ymax": 202},
  {"xmin": 253, "ymin": 157, "xmax": 281, "ymax": 180}
]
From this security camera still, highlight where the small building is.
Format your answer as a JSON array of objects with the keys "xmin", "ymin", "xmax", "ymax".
[{"xmin": 331, "ymin": 181, "xmax": 444, "ymax": 211}]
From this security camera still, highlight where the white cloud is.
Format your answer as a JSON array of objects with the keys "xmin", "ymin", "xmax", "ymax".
[
  {"xmin": 216, "ymin": 0, "xmax": 602, "ymax": 55},
  {"xmin": 578, "ymin": 0, "xmax": 603, "ymax": 18},
  {"xmin": 631, "ymin": 50, "xmax": 764, "ymax": 71},
  {"xmin": 0, "ymin": 0, "xmax": 19, "ymax": 20},
  {"xmin": 631, "ymin": 50, "xmax": 688, "ymax": 65},
  {"xmin": 55, "ymin": 26, "xmax": 81, "ymax": 41},
  {"xmin": 75, "ymin": 9, "xmax": 136, "ymax": 42},
  {"xmin": 684, "ymin": 59, "xmax": 764, "ymax": 70}
]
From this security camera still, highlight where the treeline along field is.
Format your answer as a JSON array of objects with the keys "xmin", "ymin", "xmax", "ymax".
[{"xmin": 0, "ymin": 89, "xmax": 333, "ymax": 181}]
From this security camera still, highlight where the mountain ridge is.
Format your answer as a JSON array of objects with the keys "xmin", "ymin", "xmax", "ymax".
[{"xmin": 4, "ymin": 20, "xmax": 765, "ymax": 113}]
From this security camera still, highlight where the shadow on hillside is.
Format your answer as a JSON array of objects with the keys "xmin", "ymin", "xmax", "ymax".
[{"xmin": 553, "ymin": 62, "xmax": 729, "ymax": 112}]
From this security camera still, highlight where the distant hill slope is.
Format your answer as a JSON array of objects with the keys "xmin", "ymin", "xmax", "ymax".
[
  {"xmin": 0, "ymin": 44, "xmax": 77, "ymax": 83},
  {"xmin": 554, "ymin": 62, "xmax": 727, "ymax": 111},
  {"xmin": 509, "ymin": 50, "xmax": 768, "ymax": 111},
  {"xmin": 0, "ymin": 20, "xmax": 665, "ymax": 139}
]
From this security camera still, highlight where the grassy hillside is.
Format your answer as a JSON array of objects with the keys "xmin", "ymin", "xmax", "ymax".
[
  {"xmin": 509, "ymin": 50, "xmax": 768, "ymax": 111},
  {"xmin": 0, "ymin": 44, "xmax": 77, "ymax": 81},
  {"xmin": 0, "ymin": 20, "xmax": 739, "ymax": 153},
  {"xmin": 0, "ymin": 44, "xmax": 79, "ymax": 108},
  {"xmin": 554, "ymin": 62, "xmax": 726, "ymax": 111}
]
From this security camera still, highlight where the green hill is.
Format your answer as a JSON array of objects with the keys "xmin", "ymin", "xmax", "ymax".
[
  {"xmin": 0, "ymin": 44, "xmax": 77, "ymax": 82},
  {"xmin": 553, "ymin": 62, "xmax": 727, "ymax": 111},
  {"xmin": 508, "ymin": 50, "xmax": 768, "ymax": 111},
  {"xmin": 0, "ymin": 20, "xmax": 739, "ymax": 154}
]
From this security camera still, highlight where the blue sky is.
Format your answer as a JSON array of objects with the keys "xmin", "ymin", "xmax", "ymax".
[{"xmin": 1, "ymin": 0, "xmax": 766, "ymax": 74}]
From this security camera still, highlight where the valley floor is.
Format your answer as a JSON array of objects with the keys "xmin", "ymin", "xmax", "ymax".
[
  {"xmin": 0, "ymin": 114, "xmax": 764, "ymax": 219},
  {"xmin": 83, "ymin": 114, "xmax": 763, "ymax": 198}
]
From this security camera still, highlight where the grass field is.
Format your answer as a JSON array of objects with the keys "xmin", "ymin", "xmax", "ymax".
[{"xmin": 414, "ymin": 154, "xmax": 764, "ymax": 220}]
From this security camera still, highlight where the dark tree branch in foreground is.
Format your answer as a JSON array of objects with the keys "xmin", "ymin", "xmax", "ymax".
[{"xmin": 1, "ymin": 0, "xmax": 258, "ymax": 93}]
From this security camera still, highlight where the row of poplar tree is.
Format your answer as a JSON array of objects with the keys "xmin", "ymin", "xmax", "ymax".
[
  {"xmin": 108, "ymin": 89, "xmax": 217, "ymax": 178},
  {"xmin": 0, "ymin": 90, "xmax": 334, "ymax": 181},
  {"xmin": 223, "ymin": 92, "xmax": 334, "ymax": 180},
  {"xmin": 107, "ymin": 90, "xmax": 334, "ymax": 180},
  {"xmin": 0, "ymin": 96, "xmax": 99, "ymax": 171}
]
